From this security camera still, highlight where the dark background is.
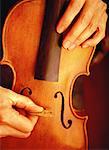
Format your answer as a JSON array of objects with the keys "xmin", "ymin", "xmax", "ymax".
[{"xmin": 1, "ymin": 0, "xmax": 109, "ymax": 149}]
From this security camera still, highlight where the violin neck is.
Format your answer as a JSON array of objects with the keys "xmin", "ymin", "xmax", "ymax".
[{"xmin": 35, "ymin": 0, "xmax": 69, "ymax": 81}]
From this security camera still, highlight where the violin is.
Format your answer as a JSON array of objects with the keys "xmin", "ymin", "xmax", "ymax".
[{"xmin": 1, "ymin": 0, "xmax": 95, "ymax": 149}]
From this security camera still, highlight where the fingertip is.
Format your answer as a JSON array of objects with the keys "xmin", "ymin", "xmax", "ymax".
[
  {"xmin": 33, "ymin": 105, "xmax": 44, "ymax": 113},
  {"xmin": 56, "ymin": 25, "xmax": 64, "ymax": 34},
  {"xmin": 62, "ymin": 40, "xmax": 71, "ymax": 49},
  {"xmin": 23, "ymin": 132, "xmax": 31, "ymax": 138},
  {"xmin": 82, "ymin": 44, "xmax": 90, "ymax": 48},
  {"xmin": 38, "ymin": 106, "xmax": 44, "ymax": 112},
  {"xmin": 82, "ymin": 41, "xmax": 91, "ymax": 48},
  {"xmin": 68, "ymin": 43, "xmax": 76, "ymax": 50}
]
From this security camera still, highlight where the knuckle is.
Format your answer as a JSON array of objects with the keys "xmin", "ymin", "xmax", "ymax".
[
  {"xmin": 88, "ymin": 23, "xmax": 96, "ymax": 33},
  {"xmin": 99, "ymin": 0, "xmax": 107, "ymax": 9},
  {"xmin": 103, "ymin": 3, "xmax": 107, "ymax": 10},
  {"xmin": 80, "ymin": 15, "xmax": 89, "ymax": 27}
]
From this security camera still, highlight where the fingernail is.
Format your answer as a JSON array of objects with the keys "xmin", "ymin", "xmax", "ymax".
[
  {"xmin": 68, "ymin": 43, "xmax": 76, "ymax": 50},
  {"xmin": 36, "ymin": 106, "xmax": 44, "ymax": 112},
  {"xmin": 57, "ymin": 25, "xmax": 64, "ymax": 34},
  {"xmin": 63, "ymin": 41, "xmax": 71, "ymax": 49},
  {"xmin": 31, "ymin": 105, "xmax": 44, "ymax": 112}
]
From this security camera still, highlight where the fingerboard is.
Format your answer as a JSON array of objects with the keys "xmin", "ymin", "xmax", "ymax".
[{"xmin": 35, "ymin": 0, "xmax": 69, "ymax": 81}]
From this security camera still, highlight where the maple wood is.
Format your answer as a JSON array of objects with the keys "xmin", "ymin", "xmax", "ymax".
[{"xmin": 1, "ymin": 0, "xmax": 95, "ymax": 149}]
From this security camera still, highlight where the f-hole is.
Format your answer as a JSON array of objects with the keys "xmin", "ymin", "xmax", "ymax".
[{"xmin": 54, "ymin": 91, "xmax": 72, "ymax": 129}]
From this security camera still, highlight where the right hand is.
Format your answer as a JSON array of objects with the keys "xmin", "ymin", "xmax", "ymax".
[{"xmin": 0, "ymin": 86, "xmax": 43, "ymax": 138}]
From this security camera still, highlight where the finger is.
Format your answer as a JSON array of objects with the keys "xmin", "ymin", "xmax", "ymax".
[
  {"xmin": 69, "ymin": 1, "xmax": 107, "ymax": 49},
  {"xmin": 0, "ymin": 124, "xmax": 31, "ymax": 138},
  {"xmin": 0, "ymin": 87, "xmax": 40, "ymax": 133},
  {"xmin": 27, "ymin": 115, "xmax": 38, "ymax": 128},
  {"xmin": 62, "ymin": 0, "xmax": 99, "ymax": 49},
  {"xmin": 56, "ymin": 0, "xmax": 85, "ymax": 33},
  {"xmin": 0, "ymin": 86, "xmax": 44, "ymax": 113},
  {"xmin": 1, "ymin": 105, "xmax": 38, "ymax": 133},
  {"xmin": 82, "ymin": 12, "xmax": 108, "ymax": 47}
]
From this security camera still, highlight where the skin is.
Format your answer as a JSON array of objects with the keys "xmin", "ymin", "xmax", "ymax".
[
  {"xmin": 0, "ymin": 86, "xmax": 43, "ymax": 138},
  {"xmin": 0, "ymin": 0, "xmax": 108, "ymax": 138},
  {"xmin": 56, "ymin": 0, "xmax": 108, "ymax": 50}
]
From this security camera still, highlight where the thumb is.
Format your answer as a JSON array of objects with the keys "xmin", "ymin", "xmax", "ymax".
[{"xmin": 0, "ymin": 86, "xmax": 44, "ymax": 113}]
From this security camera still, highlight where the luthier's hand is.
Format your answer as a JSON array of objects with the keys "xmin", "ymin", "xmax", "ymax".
[
  {"xmin": 57, "ymin": 0, "xmax": 108, "ymax": 50},
  {"xmin": 0, "ymin": 86, "xmax": 43, "ymax": 138}
]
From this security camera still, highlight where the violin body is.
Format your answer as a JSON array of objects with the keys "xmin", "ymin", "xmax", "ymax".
[{"xmin": 1, "ymin": 0, "xmax": 95, "ymax": 149}]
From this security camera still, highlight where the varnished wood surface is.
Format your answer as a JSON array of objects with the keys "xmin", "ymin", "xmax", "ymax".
[{"xmin": 0, "ymin": 0, "xmax": 95, "ymax": 149}]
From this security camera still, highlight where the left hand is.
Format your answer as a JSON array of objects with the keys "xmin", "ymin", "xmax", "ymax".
[{"xmin": 57, "ymin": 0, "xmax": 108, "ymax": 50}]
